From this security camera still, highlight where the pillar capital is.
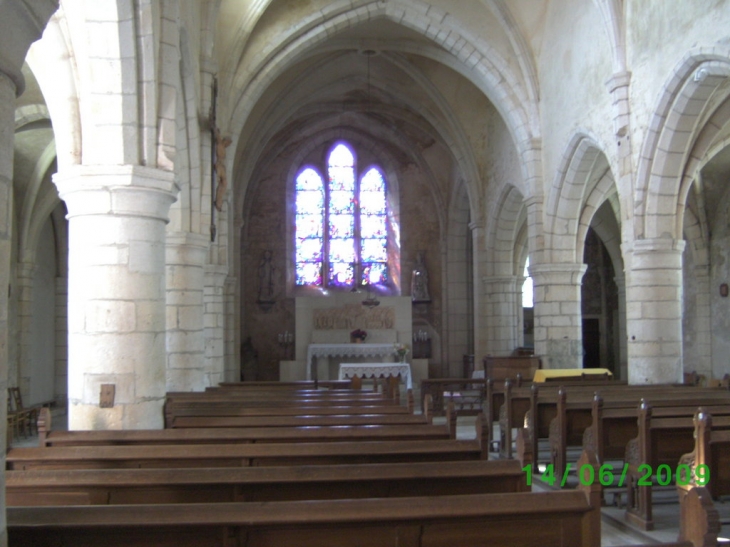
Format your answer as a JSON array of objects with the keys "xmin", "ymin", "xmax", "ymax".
[
  {"xmin": 529, "ymin": 262, "xmax": 587, "ymax": 286},
  {"xmin": 53, "ymin": 165, "xmax": 177, "ymax": 221}
]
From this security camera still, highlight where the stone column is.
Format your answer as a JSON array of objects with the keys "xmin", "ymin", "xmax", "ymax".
[
  {"xmin": 15, "ymin": 261, "xmax": 35, "ymax": 399},
  {"xmin": 53, "ymin": 165, "xmax": 177, "ymax": 430},
  {"xmin": 614, "ymin": 274, "xmax": 628, "ymax": 381},
  {"xmin": 55, "ymin": 276, "xmax": 68, "ymax": 403},
  {"xmin": 531, "ymin": 263, "xmax": 587, "ymax": 369},
  {"xmin": 204, "ymin": 264, "xmax": 227, "ymax": 387},
  {"xmin": 625, "ymin": 238, "xmax": 685, "ymax": 384},
  {"xmin": 469, "ymin": 221, "xmax": 485, "ymax": 362},
  {"xmin": 0, "ymin": 70, "xmax": 17, "ymax": 547},
  {"xmin": 165, "ymin": 232, "xmax": 208, "ymax": 391},
  {"xmin": 482, "ymin": 275, "xmax": 519, "ymax": 356}
]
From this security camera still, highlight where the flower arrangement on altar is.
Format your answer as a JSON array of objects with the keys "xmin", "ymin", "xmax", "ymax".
[
  {"xmin": 393, "ymin": 343, "xmax": 410, "ymax": 362},
  {"xmin": 350, "ymin": 329, "xmax": 367, "ymax": 342}
]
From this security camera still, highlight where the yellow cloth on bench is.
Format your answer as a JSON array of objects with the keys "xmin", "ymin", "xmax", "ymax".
[{"xmin": 532, "ymin": 368, "xmax": 613, "ymax": 383}]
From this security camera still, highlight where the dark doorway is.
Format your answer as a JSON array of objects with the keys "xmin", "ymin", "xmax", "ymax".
[{"xmin": 582, "ymin": 318, "xmax": 600, "ymax": 368}]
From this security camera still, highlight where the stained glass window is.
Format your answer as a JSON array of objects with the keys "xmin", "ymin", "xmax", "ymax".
[
  {"xmin": 294, "ymin": 142, "xmax": 390, "ymax": 288},
  {"xmin": 295, "ymin": 168, "xmax": 324, "ymax": 285}
]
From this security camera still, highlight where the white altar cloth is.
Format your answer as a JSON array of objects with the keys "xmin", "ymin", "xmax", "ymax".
[
  {"xmin": 306, "ymin": 343, "xmax": 395, "ymax": 382},
  {"xmin": 338, "ymin": 363, "xmax": 412, "ymax": 390}
]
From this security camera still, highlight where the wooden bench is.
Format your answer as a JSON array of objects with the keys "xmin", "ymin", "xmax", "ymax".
[
  {"xmin": 7, "ymin": 489, "xmax": 602, "ymax": 547},
  {"xmin": 677, "ymin": 409, "xmax": 730, "ymax": 501},
  {"xmin": 165, "ymin": 400, "xmax": 415, "ymax": 428},
  {"xmin": 548, "ymin": 389, "xmax": 730, "ymax": 486},
  {"xmin": 6, "ymin": 458, "xmax": 528, "ymax": 506},
  {"xmin": 501, "ymin": 382, "xmax": 730, "ymax": 462},
  {"xmin": 483, "ymin": 355, "xmax": 542, "ymax": 383},
  {"xmin": 215, "ymin": 380, "xmax": 353, "ymax": 390},
  {"xmin": 8, "ymin": 419, "xmax": 486, "ymax": 470},
  {"xmin": 37, "ymin": 409, "xmax": 454, "ymax": 447},
  {"xmin": 7, "ymin": 450, "xmax": 720, "ymax": 547},
  {"xmin": 624, "ymin": 400, "xmax": 730, "ymax": 530}
]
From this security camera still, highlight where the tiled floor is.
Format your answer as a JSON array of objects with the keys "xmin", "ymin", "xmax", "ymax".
[{"xmin": 9, "ymin": 405, "xmax": 730, "ymax": 546}]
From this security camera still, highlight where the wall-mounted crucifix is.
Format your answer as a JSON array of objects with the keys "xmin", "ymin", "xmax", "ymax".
[{"xmin": 209, "ymin": 77, "xmax": 232, "ymax": 241}]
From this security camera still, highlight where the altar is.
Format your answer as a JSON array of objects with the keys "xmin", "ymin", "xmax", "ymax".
[
  {"xmin": 306, "ymin": 343, "xmax": 396, "ymax": 383},
  {"xmin": 288, "ymin": 294, "xmax": 413, "ymax": 383},
  {"xmin": 338, "ymin": 362, "xmax": 412, "ymax": 390}
]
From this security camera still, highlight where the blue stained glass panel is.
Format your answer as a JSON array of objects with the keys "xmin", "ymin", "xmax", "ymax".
[
  {"xmin": 329, "ymin": 214, "xmax": 354, "ymax": 238},
  {"xmin": 328, "ymin": 168, "xmax": 355, "ymax": 191},
  {"xmin": 296, "ymin": 239, "xmax": 323, "ymax": 263},
  {"xmin": 328, "ymin": 238, "xmax": 355, "ymax": 263},
  {"xmin": 329, "ymin": 144, "xmax": 354, "ymax": 167},
  {"xmin": 329, "ymin": 262, "xmax": 354, "ymax": 286},
  {"xmin": 360, "ymin": 168, "xmax": 384, "ymax": 192},
  {"xmin": 297, "ymin": 262, "xmax": 322, "ymax": 285},
  {"xmin": 296, "ymin": 190, "xmax": 323, "ymax": 214},
  {"xmin": 362, "ymin": 263, "xmax": 388, "ymax": 285},
  {"xmin": 360, "ymin": 192, "xmax": 386, "ymax": 215},
  {"xmin": 296, "ymin": 168, "xmax": 323, "ymax": 191},
  {"xmin": 360, "ymin": 215, "xmax": 386, "ymax": 238},
  {"xmin": 296, "ymin": 215, "xmax": 322, "ymax": 239},
  {"xmin": 329, "ymin": 191, "xmax": 354, "ymax": 214},
  {"xmin": 361, "ymin": 239, "xmax": 387, "ymax": 262}
]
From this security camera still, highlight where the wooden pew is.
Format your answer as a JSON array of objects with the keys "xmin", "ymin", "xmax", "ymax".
[
  {"xmin": 8, "ymin": 449, "xmax": 720, "ymax": 547},
  {"xmin": 549, "ymin": 390, "xmax": 730, "ymax": 486},
  {"xmin": 624, "ymin": 400, "xmax": 730, "ymax": 530},
  {"xmin": 6, "ymin": 453, "xmax": 600, "ymax": 547},
  {"xmin": 6, "ymin": 458, "xmax": 528, "ymax": 506},
  {"xmin": 498, "ymin": 378, "xmax": 633, "ymax": 459},
  {"xmin": 8, "ymin": 419, "xmax": 486, "ymax": 471},
  {"xmin": 215, "ymin": 380, "xmax": 352, "ymax": 390},
  {"xmin": 505, "ymin": 382, "xmax": 730, "ymax": 464},
  {"xmin": 166, "ymin": 393, "xmax": 433, "ymax": 430},
  {"xmin": 37, "ymin": 408, "xmax": 454, "ymax": 447},
  {"xmin": 677, "ymin": 409, "xmax": 730, "ymax": 501},
  {"xmin": 483, "ymin": 355, "xmax": 542, "ymax": 384},
  {"xmin": 7, "ymin": 489, "xmax": 602, "ymax": 547},
  {"xmin": 165, "ymin": 401, "xmax": 414, "ymax": 428}
]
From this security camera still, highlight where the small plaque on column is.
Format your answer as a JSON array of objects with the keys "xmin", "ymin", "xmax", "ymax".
[{"xmin": 100, "ymin": 384, "xmax": 115, "ymax": 408}]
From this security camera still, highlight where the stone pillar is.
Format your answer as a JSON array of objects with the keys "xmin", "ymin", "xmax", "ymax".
[
  {"xmin": 55, "ymin": 276, "xmax": 68, "ymax": 403},
  {"xmin": 626, "ymin": 238, "xmax": 685, "ymax": 384},
  {"xmin": 165, "ymin": 232, "xmax": 208, "ymax": 392},
  {"xmin": 614, "ymin": 274, "xmax": 628, "ymax": 381},
  {"xmin": 204, "ymin": 264, "xmax": 227, "ymax": 387},
  {"xmin": 15, "ymin": 261, "xmax": 35, "ymax": 399},
  {"xmin": 53, "ymin": 165, "xmax": 177, "ymax": 430},
  {"xmin": 531, "ymin": 263, "xmax": 587, "ymax": 369},
  {"xmin": 0, "ymin": 70, "xmax": 17, "ymax": 547},
  {"xmin": 224, "ymin": 275, "xmax": 238, "ymax": 382},
  {"xmin": 692, "ymin": 266, "xmax": 712, "ymax": 380},
  {"xmin": 482, "ymin": 275, "xmax": 519, "ymax": 356},
  {"xmin": 469, "ymin": 221, "xmax": 485, "ymax": 361}
]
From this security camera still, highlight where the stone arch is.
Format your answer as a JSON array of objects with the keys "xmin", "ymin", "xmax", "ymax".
[
  {"xmin": 546, "ymin": 132, "xmax": 612, "ymax": 264},
  {"xmin": 25, "ymin": 12, "xmax": 82, "ymax": 169},
  {"xmin": 169, "ymin": 26, "xmax": 204, "ymax": 234},
  {"xmin": 232, "ymin": 49, "xmax": 485, "ymax": 226},
  {"xmin": 19, "ymin": 141, "xmax": 57, "ymax": 262},
  {"xmin": 224, "ymin": 0, "xmax": 541, "ymax": 207},
  {"xmin": 486, "ymin": 184, "xmax": 526, "ymax": 277},
  {"xmin": 637, "ymin": 48, "xmax": 730, "ymax": 240}
]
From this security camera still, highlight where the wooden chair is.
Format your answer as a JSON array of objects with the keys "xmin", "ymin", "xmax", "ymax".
[{"xmin": 8, "ymin": 388, "xmax": 38, "ymax": 438}]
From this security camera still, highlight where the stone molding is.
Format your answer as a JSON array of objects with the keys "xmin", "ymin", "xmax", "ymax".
[{"xmin": 52, "ymin": 165, "xmax": 177, "ymax": 221}]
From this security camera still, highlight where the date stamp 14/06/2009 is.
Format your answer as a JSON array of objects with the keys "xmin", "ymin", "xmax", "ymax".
[{"xmin": 522, "ymin": 463, "xmax": 710, "ymax": 488}]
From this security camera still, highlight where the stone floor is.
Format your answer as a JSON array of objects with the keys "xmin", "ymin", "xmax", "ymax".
[{"xmin": 9, "ymin": 404, "xmax": 730, "ymax": 546}]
